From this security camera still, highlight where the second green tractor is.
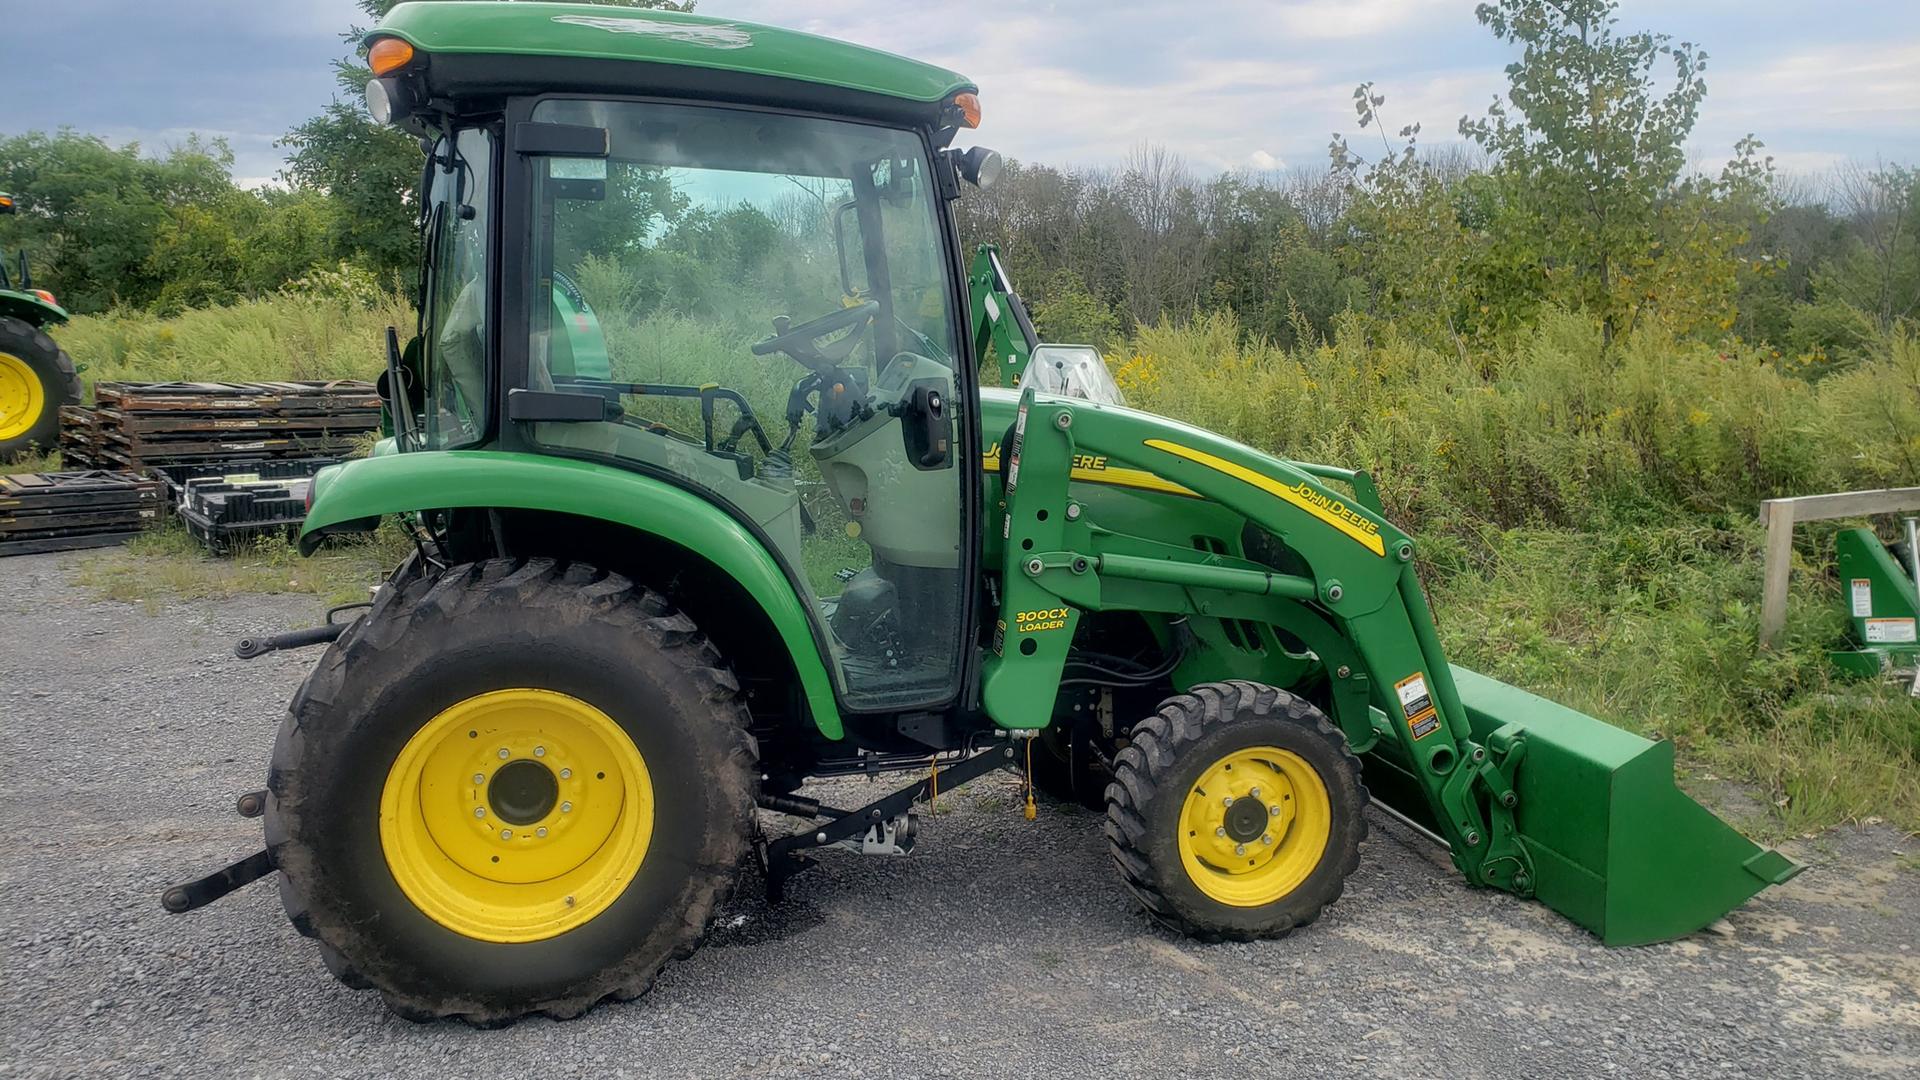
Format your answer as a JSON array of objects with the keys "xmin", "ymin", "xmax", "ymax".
[{"xmin": 0, "ymin": 192, "xmax": 81, "ymax": 462}]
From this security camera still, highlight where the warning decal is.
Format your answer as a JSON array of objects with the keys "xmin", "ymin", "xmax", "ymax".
[
  {"xmin": 1395, "ymin": 672, "xmax": 1441, "ymax": 740},
  {"xmin": 1864, "ymin": 618, "xmax": 1917, "ymax": 644},
  {"xmin": 1851, "ymin": 578, "xmax": 1873, "ymax": 618}
]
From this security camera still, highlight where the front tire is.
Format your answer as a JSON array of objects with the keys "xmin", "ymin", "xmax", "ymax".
[
  {"xmin": 1105, "ymin": 681, "xmax": 1367, "ymax": 940},
  {"xmin": 0, "ymin": 317, "xmax": 81, "ymax": 462},
  {"xmin": 267, "ymin": 558, "xmax": 758, "ymax": 1024}
]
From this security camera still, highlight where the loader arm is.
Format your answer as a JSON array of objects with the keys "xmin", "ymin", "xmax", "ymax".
[
  {"xmin": 968, "ymin": 244, "xmax": 1038, "ymax": 388},
  {"xmin": 982, "ymin": 386, "xmax": 1802, "ymax": 945}
]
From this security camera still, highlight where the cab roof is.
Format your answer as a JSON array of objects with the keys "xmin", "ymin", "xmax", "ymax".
[{"xmin": 370, "ymin": 2, "xmax": 976, "ymax": 107}]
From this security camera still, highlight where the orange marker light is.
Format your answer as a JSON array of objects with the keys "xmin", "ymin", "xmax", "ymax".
[
  {"xmin": 952, "ymin": 91, "xmax": 981, "ymax": 129},
  {"xmin": 31, "ymin": 289, "xmax": 57, "ymax": 306},
  {"xmin": 0, "ymin": 196, "xmax": 13, "ymax": 209},
  {"xmin": 368, "ymin": 37, "xmax": 415, "ymax": 76}
]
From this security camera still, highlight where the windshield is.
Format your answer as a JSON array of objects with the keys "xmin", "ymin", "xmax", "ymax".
[{"xmin": 523, "ymin": 99, "xmax": 969, "ymax": 710}]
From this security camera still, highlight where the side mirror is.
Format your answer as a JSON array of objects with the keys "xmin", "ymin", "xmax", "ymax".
[{"xmin": 950, "ymin": 146, "xmax": 1004, "ymax": 189}]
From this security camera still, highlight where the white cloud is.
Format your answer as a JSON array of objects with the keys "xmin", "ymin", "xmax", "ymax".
[{"xmin": 1248, "ymin": 150, "xmax": 1286, "ymax": 170}]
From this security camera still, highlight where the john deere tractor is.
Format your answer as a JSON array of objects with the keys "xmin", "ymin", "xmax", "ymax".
[
  {"xmin": 0, "ymin": 193, "xmax": 82, "ymax": 462},
  {"xmin": 163, "ymin": 3, "xmax": 1800, "ymax": 1024}
]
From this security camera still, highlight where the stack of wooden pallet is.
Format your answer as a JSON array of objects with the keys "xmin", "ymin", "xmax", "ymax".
[
  {"xmin": 90, "ymin": 381, "xmax": 380, "ymax": 470},
  {"xmin": 0, "ymin": 471, "xmax": 165, "ymax": 556},
  {"xmin": 58, "ymin": 405, "xmax": 104, "ymax": 468}
]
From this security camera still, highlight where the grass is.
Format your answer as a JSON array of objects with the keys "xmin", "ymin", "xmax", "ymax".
[
  {"xmin": 70, "ymin": 521, "xmax": 415, "ymax": 614},
  {"xmin": 1118, "ymin": 307, "xmax": 1920, "ymax": 834}
]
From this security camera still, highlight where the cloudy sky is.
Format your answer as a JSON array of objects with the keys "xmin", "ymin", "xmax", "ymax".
[{"xmin": 7, "ymin": 0, "xmax": 1916, "ymax": 187}]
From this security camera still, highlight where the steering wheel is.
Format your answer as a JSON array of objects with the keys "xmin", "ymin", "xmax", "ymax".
[{"xmin": 750, "ymin": 301, "xmax": 879, "ymax": 372}]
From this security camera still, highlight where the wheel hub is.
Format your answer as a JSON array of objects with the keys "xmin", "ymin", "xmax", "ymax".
[
  {"xmin": 488, "ymin": 759, "xmax": 559, "ymax": 825},
  {"xmin": 1223, "ymin": 795, "xmax": 1269, "ymax": 843}
]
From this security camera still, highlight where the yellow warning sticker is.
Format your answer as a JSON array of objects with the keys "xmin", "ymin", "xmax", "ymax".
[{"xmin": 1395, "ymin": 672, "xmax": 1440, "ymax": 740}]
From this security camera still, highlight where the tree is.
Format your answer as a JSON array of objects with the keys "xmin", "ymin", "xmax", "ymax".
[
  {"xmin": 1459, "ymin": 0, "xmax": 1774, "ymax": 342},
  {"xmin": 0, "ymin": 130, "xmax": 238, "ymax": 312},
  {"xmin": 283, "ymin": 0, "xmax": 696, "ymax": 285}
]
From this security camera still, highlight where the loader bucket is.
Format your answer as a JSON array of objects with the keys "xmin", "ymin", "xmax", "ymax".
[{"xmin": 1451, "ymin": 667, "xmax": 1804, "ymax": 946}]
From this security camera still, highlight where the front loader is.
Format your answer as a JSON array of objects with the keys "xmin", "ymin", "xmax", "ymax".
[
  {"xmin": 0, "ymin": 192, "xmax": 83, "ymax": 462},
  {"xmin": 163, "ymin": 2, "xmax": 1800, "ymax": 1025}
]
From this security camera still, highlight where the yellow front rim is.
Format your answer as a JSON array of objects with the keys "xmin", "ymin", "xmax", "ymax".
[
  {"xmin": 0, "ymin": 352, "xmax": 45, "ymax": 442},
  {"xmin": 1177, "ymin": 746, "xmax": 1332, "ymax": 907},
  {"xmin": 379, "ymin": 688, "xmax": 655, "ymax": 943}
]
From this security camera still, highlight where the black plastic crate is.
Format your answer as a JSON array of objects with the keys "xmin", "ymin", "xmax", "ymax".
[
  {"xmin": 150, "ymin": 457, "xmax": 339, "ymax": 500},
  {"xmin": 176, "ymin": 474, "xmax": 316, "ymax": 554}
]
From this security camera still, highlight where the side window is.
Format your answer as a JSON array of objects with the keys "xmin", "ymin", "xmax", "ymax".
[{"xmin": 419, "ymin": 128, "xmax": 494, "ymax": 448}]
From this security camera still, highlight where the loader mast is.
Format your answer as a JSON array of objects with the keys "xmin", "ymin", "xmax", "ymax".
[{"xmin": 968, "ymin": 245, "xmax": 1038, "ymax": 388}]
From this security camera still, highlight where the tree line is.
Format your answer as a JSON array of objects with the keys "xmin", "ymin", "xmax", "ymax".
[{"xmin": 0, "ymin": 0, "xmax": 1913, "ymax": 369}]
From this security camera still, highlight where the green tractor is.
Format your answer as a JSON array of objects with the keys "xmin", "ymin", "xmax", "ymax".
[
  {"xmin": 0, "ymin": 193, "xmax": 83, "ymax": 462},
  {"xmin": 163, "ymin": 3, "xmax": 1801, "ymax": 1024}
]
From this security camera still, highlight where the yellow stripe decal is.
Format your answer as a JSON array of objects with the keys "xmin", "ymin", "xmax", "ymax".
[
  {"xmin": 1142, "ymin": 439, "xmax": 1386, "ymax": 556},
  {"xmin": 981, "ymin": 452, "xmax": 1199, "ymax": 499}
]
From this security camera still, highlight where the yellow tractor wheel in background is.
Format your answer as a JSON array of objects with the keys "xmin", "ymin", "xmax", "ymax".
[
  {"xmin": 0, "ymin": 317, "xmax": 82, "ymax": 462},
  {"xmin": 267, "ymin": 558, "xmax": 758, "ymax": 1025},
  {"xmin": 1107, "ymin": 680, "xmax": 1368, "ymax": 940}
]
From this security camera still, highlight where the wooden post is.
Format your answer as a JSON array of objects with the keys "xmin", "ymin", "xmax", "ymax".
[
  {"xmin": 1759, "ymin": 499, "xmax": 1795, "ymax": 649},
  {"xmin": 1755, "ymin": 487, "xmax": 1920, "ymax": 650}
]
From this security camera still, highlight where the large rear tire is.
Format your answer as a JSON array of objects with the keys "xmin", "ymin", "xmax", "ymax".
[
  {"xmin": 0, "ymin": 316, "xmax": 80, "ymax": 462},
  {"xmin": 267, "ymin": 558, "xmax": 758, "ymax": 1024},
  {"xmin": 1105, "ymin": 681, "xmax": 1367, "ymax": 940}
]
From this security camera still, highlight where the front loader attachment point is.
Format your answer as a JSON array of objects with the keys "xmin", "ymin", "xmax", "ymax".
[{"xmin": 1450, "ymin": 668, "xmax": 1805, "ymax": 946}]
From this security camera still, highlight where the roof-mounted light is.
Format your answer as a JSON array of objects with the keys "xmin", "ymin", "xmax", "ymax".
[
  {"xmin": 368, "ymin": 37, "xmax": 415, "ymax": 76},
  {"xmin": 952, "ymin": 91, "xmax": 981, "ymax": 129}
]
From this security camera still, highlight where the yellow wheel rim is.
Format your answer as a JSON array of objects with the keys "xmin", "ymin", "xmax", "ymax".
[
  {"xmin": 0, "ymin": 352, "xmax": 46, "ymax": 443},
  {"xmin": 1177, "ymin": 746, "xmax": 1332, "ymax": 907},
  {"xmin": 379, "ymin": 688, "xmax": 655, "ymax": 943}
]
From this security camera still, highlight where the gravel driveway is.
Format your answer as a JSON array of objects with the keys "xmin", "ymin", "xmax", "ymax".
[{"xmin": 1, "ymin": 550, "xmax": 1916, "ymax": 1079}]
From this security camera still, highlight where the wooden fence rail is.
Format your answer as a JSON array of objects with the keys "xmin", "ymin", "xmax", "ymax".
[{"xmin": 1759, "ymin": 487, "xmax": 1920, "ymax": 648}]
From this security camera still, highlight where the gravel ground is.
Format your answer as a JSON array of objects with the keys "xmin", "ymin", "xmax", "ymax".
[{"xmin": 1, "ymin": 549, "xmax": 1917, "ymax": 1079}]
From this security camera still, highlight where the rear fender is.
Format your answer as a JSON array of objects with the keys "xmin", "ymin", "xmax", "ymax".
[
  {"xmin": 0, "ymin": 289, "xmax": 69, "ymax": 328},
  {"xmin": 301, "ymin": 450, "xmax": 846, "ymax": 739}
]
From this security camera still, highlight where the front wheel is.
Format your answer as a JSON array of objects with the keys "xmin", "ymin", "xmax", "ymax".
[
  {"xmin": 267, "ymin": 558, "xmax": 758, "ymax": 1024},
  {"xmin": 0, "ymin": 316, "xmax": 81, "ymax": 462},
  {"xmin": 1105, "ymin": 681, "xmax": 1367, "ymax": 940}
]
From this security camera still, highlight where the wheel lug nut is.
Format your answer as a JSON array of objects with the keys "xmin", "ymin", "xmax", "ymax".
[
  {"xmin": 1270, "ymin": 805, "xmax": 1282, "ymax": 817},
  {"xmin": 561, "ymin": 801, "xmax": 573, "ymax": 813},
  {"xmin": 497, "ymin": 748, "xmax": 510, "ymax": 759},
  {"xmin": 500, "ymin": 829, "xmax": 512, "ymax": 839},
  {"xmin": 1222, "ymin": 796, "xmax": 1233, "ymax": 807},
  {"xmin": 1215, "ymin": 827, "xmax": 1226, "ymax": 837},
  {"xmin": 1250, "ymin": 787, "xmax": 1261, "ymax": 798},
  {"xmin": 534, "ymin": 746, "xmax": 546, "ymax": 757},
  {"xmin": 536, "ymin": 827, "xmax": 548, "ymax": 838},
  {"xmin": 1234, "ymin": 844, "xmax": 1246, "ymax": 856},
  {"xmin": 474, "ymin": 808, "xmax": 486, "ymax": 818},
  {"xmin": 472, "ymin": 773, "xmax": 485, "ymax": 785},
  {"xmin": 1262, "ymin": 833, "xmax": 1273, "ymax": 845},
  {"xmin": 560, "ymin": 768, "xmax": 572, "ymax": 779}
]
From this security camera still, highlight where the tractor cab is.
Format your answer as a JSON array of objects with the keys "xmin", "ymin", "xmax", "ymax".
[{"xmin": 370, "ymin": 4, "xmax": 993, "ymax": 713}]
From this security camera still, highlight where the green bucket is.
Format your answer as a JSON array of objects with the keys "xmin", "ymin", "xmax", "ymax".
[{"xmin": 1452, "ymin": 667, "xmax": 1803, "ymax": 945}]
